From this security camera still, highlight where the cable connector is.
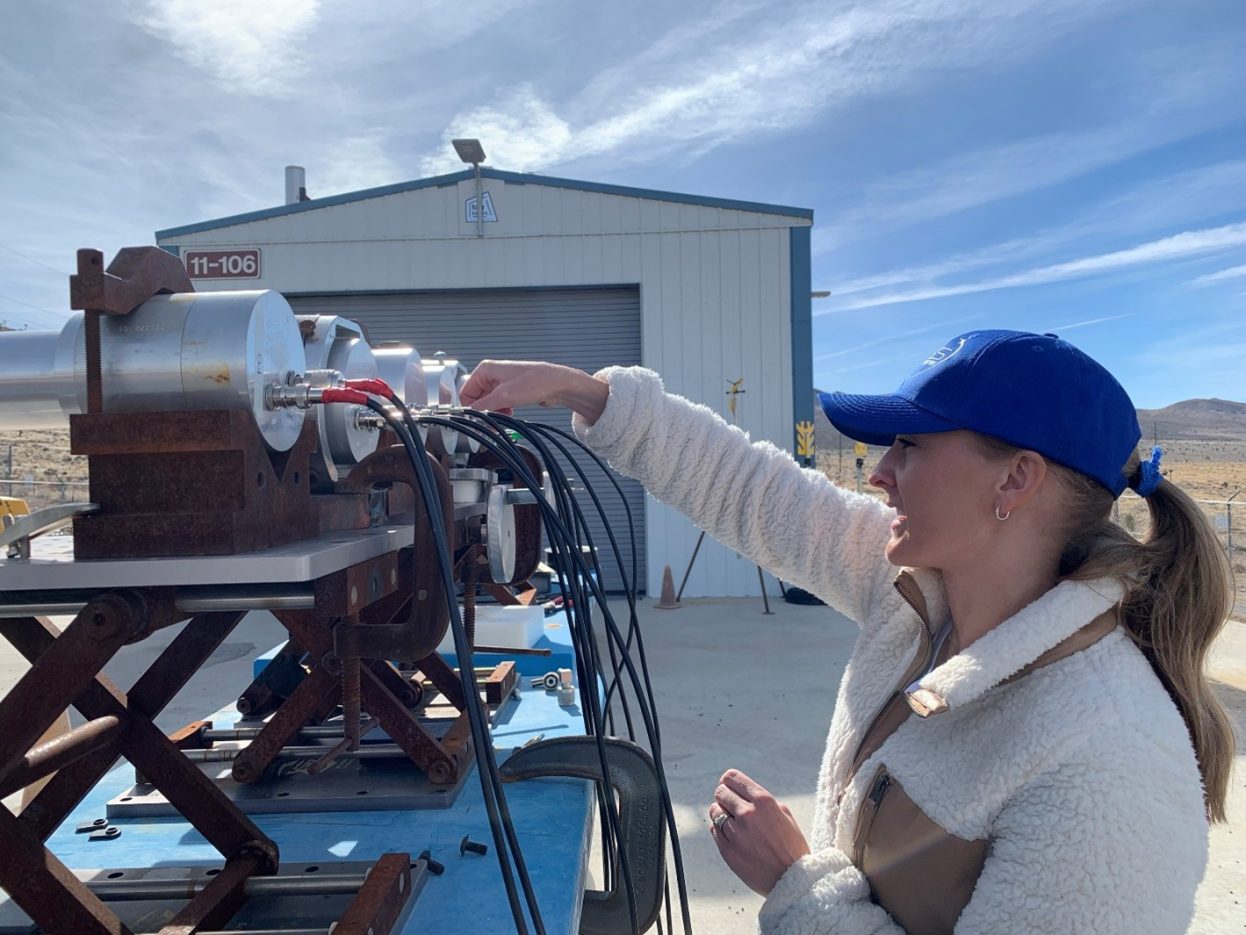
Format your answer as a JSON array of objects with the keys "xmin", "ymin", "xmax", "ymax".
[
  {"xmin": 344, "ymin": 377, "xmax": 396, "ymax": 398},
  {"xmin": 265, "ymin": 384, "xmax": 370, "ymax": 409}
]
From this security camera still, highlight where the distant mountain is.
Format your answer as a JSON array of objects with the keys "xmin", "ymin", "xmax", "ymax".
[
  {"xmin": 813, "ymin": 393, "xmax": 1246, "ymax": 449},
  {"xmin": 1135, "ymin": 399, "xmax": 1246, "ymax": 442}
]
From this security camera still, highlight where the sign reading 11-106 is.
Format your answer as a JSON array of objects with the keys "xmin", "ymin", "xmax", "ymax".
[{"xmin": 185, "ymin": 249, "xmax": 261, "ymax": 279}]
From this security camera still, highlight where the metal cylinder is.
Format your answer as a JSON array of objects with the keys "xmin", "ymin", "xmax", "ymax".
[
  {"xmin": 298, "ymin": 315, "xmax": 382, "ymax": 488},
  {"xmin": 0, "ymin": 715, "xmax": 125, "ymax": 798},
  {"xmin": 422, "ymin": 355, "xmax": 479, "ymax": 454},
  {"xmin": 372, "ymin": 343, "xmax": 427, "ymax": 408},
  {"xmin": 88, "ymin": 870, "xmax": 372, "ymax": 901},
  {"xmin": 372, "ymin": 342, "xmax": 428, "ymax": 443},
  {"xmin": 285, "ymin": 165, "xmax": 306, "ymax": 205},
  {"xmin": 0, "ymin": 322, "xmax": 81, "ymax": 429},
  {"xmin": 0, "ymin": 291, "xmax": 307, "ymax": 451}
]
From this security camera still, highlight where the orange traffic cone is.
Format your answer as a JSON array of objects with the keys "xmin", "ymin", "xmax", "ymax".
[{"xmin": 656, "ymin": 564, "xmax": 681, "ymax": 609}]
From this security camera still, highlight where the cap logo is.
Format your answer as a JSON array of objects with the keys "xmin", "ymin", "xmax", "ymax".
[{"xmin": 923, "ymin": 337, "xmax": 966, "ymax": 367}]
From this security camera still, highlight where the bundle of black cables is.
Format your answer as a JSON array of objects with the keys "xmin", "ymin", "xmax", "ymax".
[{"xmin": 352, "ymin": 389, "xmax": 693, "ymax": 935}]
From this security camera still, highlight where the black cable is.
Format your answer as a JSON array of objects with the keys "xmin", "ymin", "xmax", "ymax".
[
  {"xmin": 362, "ymin": 398, "xmax": 542, "ymax": 934},
  {"xmin": 448, "ymin": 411, "xmax": 693, "ymax": 934},
  {"xmin": 380, "ymin": 400, "xmax": 692, "ymax": 934},
  {"xmin": 419, "ymin": 413, "xmax": 642, "ymax": 932},
  {"xmin": 480, "ymin": 415, "xmax": 694, "ymax": 935}
]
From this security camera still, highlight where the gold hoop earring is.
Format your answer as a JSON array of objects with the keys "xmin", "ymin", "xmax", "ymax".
[{"xmin": 995, "ymin": 505, "xmax": 1010, "ymax": 521}]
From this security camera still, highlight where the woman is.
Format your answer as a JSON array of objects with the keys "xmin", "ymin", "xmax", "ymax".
[{"xmin": 460, "ymin": 329, "xmax": 1234, "ymax": 934}]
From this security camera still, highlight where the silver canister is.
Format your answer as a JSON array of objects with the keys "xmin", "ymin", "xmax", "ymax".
[{"xmin": 0, "ymin": 290, "xmax": 307, "ymax": 451}]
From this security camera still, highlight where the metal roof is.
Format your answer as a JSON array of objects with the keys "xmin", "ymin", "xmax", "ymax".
[{"xmin": 155, "ymin": 167, "xmax": 813, "ymax": 239}]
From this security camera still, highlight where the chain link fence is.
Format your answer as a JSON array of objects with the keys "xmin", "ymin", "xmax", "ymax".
[
  {"xmin": 1113, "ymin": 493, "xmax": 1244, "ymax": 570},
  {"xmin": 1, "ymin": 477, "xmax": 90, "ymax": 512}
]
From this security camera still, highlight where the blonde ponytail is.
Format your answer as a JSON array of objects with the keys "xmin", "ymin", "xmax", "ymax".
[{"xmin": 1053, "ymin": 451, "xmax": 1235, "ymax": 822}]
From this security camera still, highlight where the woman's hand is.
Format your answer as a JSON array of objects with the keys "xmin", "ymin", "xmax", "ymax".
[
  {"xmin": 459, "ymin": 360, "xmax": 609, "ymax": 424},
  {"xmin": 708, "ymin": 769, "xmax": 811, "ymax": 896}
]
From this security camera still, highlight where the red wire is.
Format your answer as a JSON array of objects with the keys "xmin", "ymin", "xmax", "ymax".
[
  {"xmin": 343, "ymin": 378, "xmax": 394, "ymax": 397},
  {"xmin": 319, "ymin": 387, "xmax": 371, "ymax": 405}
]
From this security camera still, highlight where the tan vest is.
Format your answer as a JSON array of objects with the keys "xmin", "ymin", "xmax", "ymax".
[{"xmin": 844, "ymin": 603, "xmax": 1119, "ymax": 935}]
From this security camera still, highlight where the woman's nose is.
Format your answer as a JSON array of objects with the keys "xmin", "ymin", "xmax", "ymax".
[{"xmin": 868, "ymin": 449, "xmax": 895, "ymax": 491}]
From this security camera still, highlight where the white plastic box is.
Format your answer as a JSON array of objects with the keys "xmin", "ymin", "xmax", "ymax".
[{"xmin": 435, "ymin": 604, "xmax": 546, "ymax": 655}]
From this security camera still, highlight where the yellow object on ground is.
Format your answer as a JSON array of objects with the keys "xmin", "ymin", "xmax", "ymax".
[{"xmin": 0, "ymin": 496, "xmax": 29, "ymax": 519}]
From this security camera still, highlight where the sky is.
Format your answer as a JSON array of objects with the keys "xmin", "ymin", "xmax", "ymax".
[{"xmin": 1, "ymin": 0, "xmax": 1244, "ymax": 409}]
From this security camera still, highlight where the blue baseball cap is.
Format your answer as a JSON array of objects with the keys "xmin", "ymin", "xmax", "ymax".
[{"xmin": 818, "ymin": 330, "xmax": 1142, "ymax": 497}]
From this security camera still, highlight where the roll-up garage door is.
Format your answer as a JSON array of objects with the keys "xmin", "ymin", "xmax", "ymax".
[{"xmin": 287, "ymin": 288, "xmax": 645, "ymax": 593}]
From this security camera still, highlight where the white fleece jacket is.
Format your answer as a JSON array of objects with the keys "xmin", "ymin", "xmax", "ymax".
[{"xmin": 572, "ymin": 367, "xmax": 1208, "ymax": 935}]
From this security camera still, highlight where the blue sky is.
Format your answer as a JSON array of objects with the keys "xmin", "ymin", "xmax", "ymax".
[{"xmin": 1, "ymin": 0, "xmax": 1243, "ymax": 409}]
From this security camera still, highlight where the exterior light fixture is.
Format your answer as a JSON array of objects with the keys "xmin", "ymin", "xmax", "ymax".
[
  {"xmin": 452, "ymin": 139, "xmax": 488, "ymax": 238},
  {"xmin": 452, "ymin": 139, "xmax": 486, "ymax": 165}
]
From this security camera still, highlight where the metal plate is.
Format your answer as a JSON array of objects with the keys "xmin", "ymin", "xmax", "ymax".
[
  {"xmin": 0, "ymin": 860, "xmax": 424, "ymax": 935},
  {"xmin": 0, "ymin": 520, "xmax": 415, "ymax": 591},
  {"xmin": 103, "ymin": 702, "xmax": 513, "ymax": 817},
  {"xmin": 106, "ymin": 752, "xmax": 471, "ymax": 817}
]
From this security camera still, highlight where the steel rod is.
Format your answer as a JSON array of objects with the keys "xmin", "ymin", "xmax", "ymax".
[
  {"xmin": 0, "ymin": 715, "xmax": 124, "ymax": 799},
  {"xmin": 0, "ymin": 591, "xmax": 316, "ymax": 618},
  {"xmin": 183, "ymin": 743, "xmax": 412, "ymax": 763},
  {"xmin": 90, "ymin": 871, "xmax": 372, "ymax": 901}
]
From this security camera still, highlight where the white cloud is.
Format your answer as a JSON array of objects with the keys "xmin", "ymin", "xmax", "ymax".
[
  {"xmin": 813, "ymin": 314, "xmax": 982, "ymax": 361},
  {"xmin": 420, "ymin": 86, "xmax": 573, "ymax": 175},
  {"xmin": 420, "ymin": 0, "xmax": 1122, "ymax": 174},
  {"xmin": 1044, "ymin": 312, "xmax": 1134, "ymax": 332},
  {"xmin": 1189, "ymin": 263, "xmax": 1246, "ymax": 286},
  {"xmin": 825, "ymin": 222, "xmax": 1246, "ymax": 311},
  {"xmin": 130, "ymin": 0, "xmax": 321, "ymax": 96},
  {"xmin": 825, "ymin": 159, "xmax": 1246, "ymax": 295}
]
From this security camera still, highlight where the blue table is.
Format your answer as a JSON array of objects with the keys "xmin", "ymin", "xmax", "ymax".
[{"xmin": 3, "ymin": 662, "xmax": 595, "ymax": 933}]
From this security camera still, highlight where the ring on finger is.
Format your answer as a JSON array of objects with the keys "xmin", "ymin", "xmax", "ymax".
[{"xmin": 712, "ymin": 811, "xmax": 731, "ymax": 829}]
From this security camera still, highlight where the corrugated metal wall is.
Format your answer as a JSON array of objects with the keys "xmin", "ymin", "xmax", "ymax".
[
  {"xmin": 286, "ymin": 288, "xmax": 646, "ymax": 593},
  {"xmin": 163, "ymin": 176, "xmax": 808, "ymax": 597}
]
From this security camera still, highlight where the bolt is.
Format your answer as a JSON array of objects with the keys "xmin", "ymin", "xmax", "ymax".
[
  {"xmin": 418, "ymin": 849, "xmax": 445, "ymax": 875},
  {"xmin": 460, "ymin": 835, "xmax": 488, "ymax": 857}
]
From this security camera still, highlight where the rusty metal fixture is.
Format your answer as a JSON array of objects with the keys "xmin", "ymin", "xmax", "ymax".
[
  {"xmin": 414, "ymin": 651, "xmax": 468, "ymax": 713},
  {"xmin": 159, "ymin": 850, "xmax": 267, "ymax": 932},
  {"xmin": 0, "ymin": 611, "xmax": 281, "ymax": 930},
  {"xmin": 70, "ymin": 409, "xmax": 320, "ymax": 560},
  {"xmin": 0, "ymin": 716, "xmax": 126, "ymax": 800},
  {"xmin": 18, "ymin": 612, "xmax": 248, "ymax": 843},
  {"xmin": 339, "ymin": 620, "xmax": 363, "ymax": 751},
  {"xmin": 340, "ymin": 444, "xmax": 455, "ymax": 658},
  {"xmin": 69, "ymin": 246, "xmax": 193, "ymax": 318},
  {"xmin": 462, "ymin": 548, "xmax": 480, "ymax": 649},
  {"xmin": 231, "ymin": 664, "xmax": 341, "ymax": 785},
  {"xmin": 272, "ymin": 611, "xmax": 467, "ymax": 787},
  {"xmin": 236, "ymin": 638, "xmax": 307, "ymax": 717},
  {"xmin": 332, "ymin": 852, "xmax": 415, "ymax": 935},
  {"xmin": 0, "ymin": 596, "xmax": 142, "ymax": 793},
  {"xmin": 0, "ymin": 802, "xmax": 129, "ymax": 934},
  {"xmin": 84, "ymin": 310, "xmax": 103, "ymax": 415},
  {"xmin": 307, "ymin": 716, "xmax": 380, "ymax": 776},
  {"xmin": 482, "ymin": 661, "xmax": 518, "ymax": 706},
  {"xmin": 312, "ymin": 551, "xmax": 400, "ymax": 619}
]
